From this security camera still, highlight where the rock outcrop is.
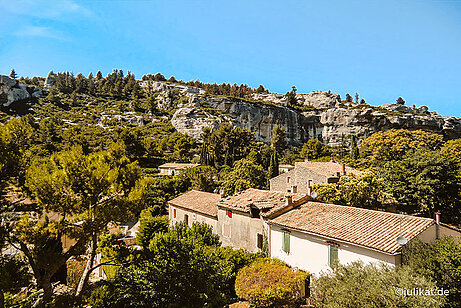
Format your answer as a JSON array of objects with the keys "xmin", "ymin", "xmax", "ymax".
[
  {"xmin": 251, "ymin": 90, "xmax": 342, "ymax": 108},
  {"xmin": 171, "ymin": 94, "xmax": 461, "ymax": 146},
  {"xmin": 44, "ymin": 71, "xmax": 56, "ymax": 89},
  {"xmin": 0, "ymin": 75, "xmax": 42, "ymax": 107}
]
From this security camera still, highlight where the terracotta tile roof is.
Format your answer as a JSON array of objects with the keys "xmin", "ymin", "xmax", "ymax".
[
  {"xmin": 169, "ymin": 190, "xmax": 221, "ymax": 217},
  {"xmin": 295, "ymin": 161, "xmax": 360, "ymax": 178},
  {"xmin": 158, "ymin": 163, "xmax": 200, "ymax": 170},
  {"xmin": 218, "ymin": 188, "xmax": 308, "ymax": 217},
  {"xmin": 270, "ymin": 202, "xmax": 435, "ymax": 254}
]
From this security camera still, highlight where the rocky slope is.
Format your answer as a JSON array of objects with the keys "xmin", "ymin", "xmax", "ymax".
[
  {"xmin": 2, "ymin": 74, "xmax": 460, "ymax": 146},
  {"xmin": 0, "ymin": 75, "xmax": 42, "ymax": 108}
]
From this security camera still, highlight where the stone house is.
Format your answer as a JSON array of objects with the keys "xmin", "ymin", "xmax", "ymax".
[
  {"xmin": 168, "ymin": 190, "xmax": 221, "ymax": 232},
  {"xmin": 216, "ymin": 189, "xmax": 310, "ymax": 253},
  {"xmin": 268, "ymin": 203, "xmax": 461, "ymax": 276},
  {"xmin": 270, "ymin": 160, "xmax": 360, "ymax": 194},
  {"xmin": 278, "ymin": 164, "xmax": 294, "ymax": 174},
  {"xmin": 168, "ymin": 188, "xmax": 310, "ymax": 253},
  {"xmin": 158, "ymin": 162, "xmax": 200, "ymax": 175},
  {"xmin": 167, "ymin": 188, "xmax": 461, "ymax": 277}
]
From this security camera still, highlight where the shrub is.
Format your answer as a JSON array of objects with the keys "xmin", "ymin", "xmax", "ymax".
[
  {"xmin": 311, "ymin": 261, "xmax": 445, "ymax": 308},
  {"xmin": 402, "ymin": 237, "xmax": 461, "ymax": 308},
  {"xmin": 235, "ymin": 258, "xmax": 308, "ymax": 307}
]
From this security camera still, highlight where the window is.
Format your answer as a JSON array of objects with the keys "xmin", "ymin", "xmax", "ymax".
[
  {"xmin": 282, "ymin": 231, "xmax": 290, "ymax": 253},
  {"xmin": 227, "ymin": 210, "xmax": 232, "ymax": 218},
  {"xmin": 257, "ymin": 233, "xmax": 263, "ymax": 249},
  {"xmin": 328, "ymin": 244, "xmax": 338, "ymax": 267},
  {"xmin": 292, "ymin": 186, "xmax": 297, "ymax": 193},
  {"xmin": 287, "ymin": 177, "xmax": 291, "ymax": 183},
  {"xmin": 184, "ymin": 214, "xmax": 189, "ymax": 226},
  {"xmin": 173, "ymin": 209, "xmax": 176, "ymax": 218},
  {"xmin": 223, "ymin": 224, "xmax": 231, "ymax": 237}
]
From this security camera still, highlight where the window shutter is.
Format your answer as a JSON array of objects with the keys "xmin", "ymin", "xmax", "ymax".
[
  {"xmin": 257, "ymin": 233, "xmax": 263, "ymax": 249},
  {"xmin": 282, "ymin": 231, "xmax": 290, "ymax": 253},
  {"xmin": 328, "ymin": 245, "xmax": 338, "ymax": 267}
]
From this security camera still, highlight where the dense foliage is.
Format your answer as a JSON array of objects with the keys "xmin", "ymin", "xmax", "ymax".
[
  {"xmin": 235, "ymin": 258, "xmax": 308, "ymax": 307},
  {"xmin": 87, "ymin": 223, "xmax": 257, "ymax": 308},
  {"xmin": 312, "ymin": 262, "xmax": 445, "ymax": 308},
  {"xmin": 402, "ymin": 237, "xmax": 461, "ymax": 308}
]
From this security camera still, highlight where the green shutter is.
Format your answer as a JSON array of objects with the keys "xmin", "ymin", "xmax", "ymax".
[
  {"xmin": 282, "ymin": 231, "xmax": 290, "ymax": 253},
  {"xmin": 328, "ymin": 245, "xmax": 338, "ymax": 267}
]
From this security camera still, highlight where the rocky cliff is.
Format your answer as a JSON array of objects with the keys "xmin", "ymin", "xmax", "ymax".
[
  {"xmin": 0, "ymin": 75, "xmax": 42, "ymax": 108},
  {"xmin": 171, "ymin": 93, "xmax": 461, "ymax": 146}
]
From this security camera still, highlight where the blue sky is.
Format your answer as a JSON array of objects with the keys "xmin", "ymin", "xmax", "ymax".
[{"xmin": 1, "ymin": 0, "xmax": 460, "ymax": 116}]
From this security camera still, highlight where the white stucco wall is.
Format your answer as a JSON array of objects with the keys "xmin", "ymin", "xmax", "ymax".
[
  {"xmin": 269, "ymin": 224, "xmax": 398, "ymax": 277},
  {"xmin": 417, "ymin": 224, "xmax": 461, "ymax": 242},
  {"xmin": 168, "ymin": 205, "xmax": 218, "ymax": 233}
]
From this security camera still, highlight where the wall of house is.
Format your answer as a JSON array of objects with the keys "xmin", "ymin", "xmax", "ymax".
[
  {"xmin": 417, "ymin": 224, "xmax": 461, "ymax": 242},
  {"xmin": 217, "ymin": 207, "xmax": 265, "ymax": 253},
  {"xmin": 159, "ymin": 167, "xmax": 174, "ymax": 175},
  {"xmin": 269, "ymin": 167, "xmax": 329, "ymax": 194},
  {"xmin": 168, "ymin": 205, "xmax": 218, "ymax": 233},
  {"xmin": 270, "ymin": 224, "xmax": 398, "ymax": 277}
]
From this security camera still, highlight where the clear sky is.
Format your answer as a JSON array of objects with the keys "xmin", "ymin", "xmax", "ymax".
[{"xmin": 1, "ymin": 0, "xmax": 460, "ymax": 116}]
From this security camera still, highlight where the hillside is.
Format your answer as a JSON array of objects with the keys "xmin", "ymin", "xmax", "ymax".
[{"xmin": 1, "ymin": 71, "xmax": 460, "ymax": 148}]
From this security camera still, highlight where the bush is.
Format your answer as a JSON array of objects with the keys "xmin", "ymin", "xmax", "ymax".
[
  {"xmin": 311, "ymin": 261, "xmax": 445, "ymax": 308},
  {"xmin": 235, "ymin": 258, "xmax": 308, "ymax": 307},
  {"xmin": 402, "ymin": 237, "xmax": 461, "ymax": 308}
]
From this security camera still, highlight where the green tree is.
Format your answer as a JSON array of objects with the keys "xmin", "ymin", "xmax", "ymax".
[
  {"xmin": 0, "ymin": 254, "xmax": 31, "ymax": 307},
  {"xmin": 345, "ymin": 93, "xmax": 353, "ymax": 102},
  {"xmin": 402, "ymin": 237, "xmax": 461, "ymax": 308},
  {"xmin": 270, "ymin": 125, "xmax": 286, "ymax": 154},
  {"xmin": 300, "ymin": 139, "xmax": 331, "ymax": 160},
  {"xmin": 9, "ymin": 69, "xmax": 17, "ymax": 79},
  {"xmin": 313, "ymin": 171, "xmax": 392, "ymax": 210},
  {"xmin": 378, "ymin": 150, "xmax": 461, "ymax": 223},
  {"xmin": 205, "ymin": 123, "xmax": 255, "ymax": 167},
  {"xmin": 136, "ymin": 209, "xmax": 169, "ymax": 250},
  {"xmin": 360, "ymin": 129, "xmax": 444, "ymax": 165},
  {"xmin": 221, "ymin": 159, "xmax": 267, "ymax": 195},
  {"xmin": 88, "ymin": 223, "xmax": 254, "ymax": 308},
  {"xmin": 13, "ymin": 143, "xmax": 146, "ymax": 302},
  {"xmin": 180, "ymin": 166, "xmax": 218, "ymax": 192},
  {"xmin": 267, "ymin": 149, "xmax": 279, "ymax": 179},
  {"xmin": 397, "ymin": 96, "xmax": 406, "ymax": 105},
  {"xmin": 235, "ymin": 258, "xmax": 308, "ymax": 308},
  {"xmin": 312, "ymin": 262, "xmax": 444, "ymax": 308}
]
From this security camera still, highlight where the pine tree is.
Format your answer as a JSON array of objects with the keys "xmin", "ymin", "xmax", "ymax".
[
  {"xmin": 351, "ymin": 135, "xmax": 359, "ymax": 160},
  {"xmin": 268, "ymin": 149, "xmax": 279, "ymax": 179},
  {"xmin": 9, "ymin": 69, "xmax": 17, "ymax": 79},
  {"xmin": 96, "ymin": 70, "xmax": 103, "ymax": 80}
]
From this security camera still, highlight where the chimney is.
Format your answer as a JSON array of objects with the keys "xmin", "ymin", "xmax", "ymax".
[
  {"xmin": 285, "ymin": 195, "xmax": 293, "ymax": 206},
  {"xmin": 307, "ymin": 179, "xmax": 312, "ymax": 196},
  {"xmin": 342, "ymin": 163, "xmax": 346, "ymax": 175},
  {"xmin": 435, "ymin": 212, "xmax": 440, "ymax": 239}
]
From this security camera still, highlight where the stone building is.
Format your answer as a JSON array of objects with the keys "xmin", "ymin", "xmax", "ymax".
[
  {"xmin": 168, "ymin": 190, "xmax": 221, "ymax": 232},
  {"xmin": 158, "ymin": 162, "xmax": 199, "ymax": 175},
  {"xmin": 269, "ymin": 160, "xmax": 360, "ymax": 194},
  {"xmin": 216, "ymin": 189, "xmax": 309, "ymax": 253}
]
